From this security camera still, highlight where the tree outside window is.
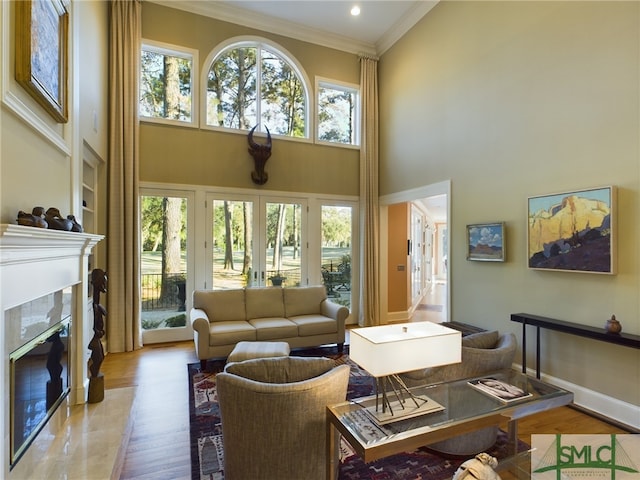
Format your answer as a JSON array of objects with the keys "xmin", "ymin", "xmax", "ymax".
[
  {"xmin": 140, "ymin": 41, "xmax": 196, "ymax": 123},
  {"xmin": 205, "ymin": 42, "xmax": 307, "ymax": 137},
  {"xmin": 317, "ymin": 81, "xmax": 360, "ymax": 146}
]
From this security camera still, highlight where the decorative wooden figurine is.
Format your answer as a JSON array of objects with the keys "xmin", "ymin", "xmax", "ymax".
[{"xmin": 88, "ymin": 268, "xmax": 107, "ymax": 403}]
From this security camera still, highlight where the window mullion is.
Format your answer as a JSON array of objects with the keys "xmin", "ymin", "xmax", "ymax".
[{"xmin": 256, "ymin": 46, "xmax": 262, "ymax": 131}]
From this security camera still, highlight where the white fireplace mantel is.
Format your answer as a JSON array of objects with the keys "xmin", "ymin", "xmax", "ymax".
[
  {"xmin": 1, "ymin": 224, "xmax": 103, "ymax": 308},
  {"xmin": 1, "ymin": 224, "xmax": 104, "ymax": 478}
]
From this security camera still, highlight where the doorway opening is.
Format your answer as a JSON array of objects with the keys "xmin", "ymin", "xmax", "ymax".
[{"xmin": 380, "ymin": 180, "xmax": 450, "ymax": 324}]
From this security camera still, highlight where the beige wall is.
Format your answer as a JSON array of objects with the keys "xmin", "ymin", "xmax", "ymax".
[
  {"xmin": 1, "ymin": 111, "xmax": 71, "ymax": 221},
  {"xmin": 1, "ymin": 1, "xmax": 108, "ymax": 231},
  {"xmin": 379, "ymin": 1, "xmax": 639, "ymax": 407},
  {"xmin": 78, "ymin": 1, "xmax": 109, "ymax": 162},
  {"xmin": 140, "ymin": 2, "xmax": 360, "ymax": 195}
]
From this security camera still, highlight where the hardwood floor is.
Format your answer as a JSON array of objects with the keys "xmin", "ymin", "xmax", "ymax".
[
  {"xmin": 102, "ymin": 341, "xmax": 630, "ymax": 479},
  {"xmin": 104, "ymin": 342, "xmax": 198, "ymax": 480}
]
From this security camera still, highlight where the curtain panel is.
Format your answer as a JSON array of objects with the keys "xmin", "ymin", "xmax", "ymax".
[
  {"xmin": 359, "ymin": 56, "xmax": 380, "ymax": 327},
  {"xmin": 107, "ymin": 0, "xmax": 142, "ymax": 352}
]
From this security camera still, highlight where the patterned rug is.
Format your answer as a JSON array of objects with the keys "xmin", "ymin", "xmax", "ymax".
[{"xmin": 188, "ymin": 345, "xmax": 527, "ymax": 480}]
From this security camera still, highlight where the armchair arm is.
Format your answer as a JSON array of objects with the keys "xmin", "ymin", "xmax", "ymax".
[
  {"xmin": 320, "ymin": 299, "xmax": 348, "ymax": 323},
  {"xmin": 190, "ymin": 308, "xmax": 211, "ymax": 360},
  {"xmin": 320, "ymin": 299, "xmax": 347, "ymax": 343}
]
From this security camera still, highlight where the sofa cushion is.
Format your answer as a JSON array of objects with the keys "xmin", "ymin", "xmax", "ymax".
[
  {"xmin": 462, "ymin": 330, "xmax": 499, "ymax": 349},
  {"xmin": 249, "ymin": 318, "xmax": 298, "ymax": 340},
  {"xmin": 209, "ymin": 321, "xmax": 256, "ymax": 346},
  {"xmin": 194, "ymin": 289, "xmax": 246, "ymax": 322},
  {"xmin": 246, "ymin": 287, "xmax": 285, "ymax": 320},
  {"xmin": 284, "ymin": 286, "xmax": 326, "ymax": 317},
  {"xmin": 289, "ymin": 314, "xmax": 337, "ymax": 336}
]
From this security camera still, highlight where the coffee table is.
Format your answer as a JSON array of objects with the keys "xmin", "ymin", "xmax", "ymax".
[{"xmin": 325, "ymin": 369, "xmax": 573, "ymax": 480}]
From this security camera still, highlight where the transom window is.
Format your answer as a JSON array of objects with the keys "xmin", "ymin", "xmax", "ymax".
[
  {"xmin": 317, "ymin": 79, "xmax": 360, "ymax": 146},
  {"xmin": 204, "ymin": 40, "xmax": 308, "ymax": 137},
  {"xmin": 139, "ymin": 40, "xmax": 197, "ymax": 125}
]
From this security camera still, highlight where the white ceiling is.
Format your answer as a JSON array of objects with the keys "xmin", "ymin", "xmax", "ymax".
[
  {"xmin": 149, "ymin": 0, "xmax": 438, "ymax": 55},
  {"xmin": 420, "ymin": 195, "xmax": 447, "ymax": 223}
]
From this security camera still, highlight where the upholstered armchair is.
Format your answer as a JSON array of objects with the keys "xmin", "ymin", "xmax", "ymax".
[
  {"xmin": 401, "ymin": 330, "xmax": 517, "ymax": 456},
  {"xmin": 216, "ymin": 356, "xmax": 350, "ymax": 480},
  {"xmin": 402, "ymin": 330, "xmax": 517, "ymax": 387}
]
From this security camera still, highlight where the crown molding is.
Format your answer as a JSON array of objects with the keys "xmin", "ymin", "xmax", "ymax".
[
  {"xmin": 376, "ymin": 1, "xmax": 438, "ymax": 55},
  {"xmin": 147, "ymin": 0, "xmax": 436, "ymax": 56}
]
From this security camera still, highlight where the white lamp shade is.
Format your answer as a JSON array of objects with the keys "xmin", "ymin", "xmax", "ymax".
[{"xmin": 349, "ymin": 322, "xmax": 461, "ymax": 377}]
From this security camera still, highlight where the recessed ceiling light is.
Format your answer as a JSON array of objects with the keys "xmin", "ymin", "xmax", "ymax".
[{"xmin": 351, "ymin": 5, "xmax": 360, "ymax": 16}]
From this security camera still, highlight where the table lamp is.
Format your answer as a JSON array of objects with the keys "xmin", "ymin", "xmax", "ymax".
[{"xmin": 350, "ymin": 321, "xmax": 461, "ymax": 423}]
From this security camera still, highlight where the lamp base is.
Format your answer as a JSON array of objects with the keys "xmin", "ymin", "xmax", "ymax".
[
  {"xmin": 355, "ymin": 392, "xmax": 445, "ymax": 425},
  {"xmin": 355, "ymin": 375, "xmax": 445, "ymax": 425}
]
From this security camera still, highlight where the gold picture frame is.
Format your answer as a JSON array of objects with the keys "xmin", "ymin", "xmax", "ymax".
[{"xmin": 15, "ymin": 0, "xmax": 69, "ymax": 123}]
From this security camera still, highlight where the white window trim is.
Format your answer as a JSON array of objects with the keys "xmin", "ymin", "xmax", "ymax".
[
  {"xmin": 315, "ymin": 76, "xmax": 361, "ymax": 149},
  {"xmin": 200, "ymin": 36, "xmax": 312, "ymax": 140},
  {"xmin": 140, "ymin": 39, "xmax": 199, "ymax": 128}
]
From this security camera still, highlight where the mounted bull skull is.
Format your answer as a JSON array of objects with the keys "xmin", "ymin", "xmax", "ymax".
[{"xmin": 247, "ymin": 125, "xmax": 272, "ymax": 185}]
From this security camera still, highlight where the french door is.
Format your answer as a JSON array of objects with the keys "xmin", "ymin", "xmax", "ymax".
[
  {"xmin": 207, "ymin": 194, "xmax": 307, "ymax": 289},
  {"xmin": 140, "ymin": 189, "xmax": 195, "ymax": 344},
  {"xmin": 140, "ymin": 186, "xmax": 358, "ymax": 344}
]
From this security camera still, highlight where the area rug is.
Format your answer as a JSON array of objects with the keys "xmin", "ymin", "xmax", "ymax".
[{"xmin": 188, "ymin": 346, "xmax": 527, "ymax": 480}]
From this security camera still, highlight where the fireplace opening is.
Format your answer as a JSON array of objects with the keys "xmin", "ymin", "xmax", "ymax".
[{"xmin": 9, "ymin": 316, "xmax": 71, "ymax": 468}]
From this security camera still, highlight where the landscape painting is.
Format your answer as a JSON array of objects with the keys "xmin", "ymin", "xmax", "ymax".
[
  {"xmin": 15, "ymin": 0, "xmax": 69, "ymax": 123},
  {"xmin": 467, "ymin": 222, "xmax": 505, "ymax": 262},
  {"xmin": 527, "ymin": 186, "xmax": 616, "ymax": 274}
]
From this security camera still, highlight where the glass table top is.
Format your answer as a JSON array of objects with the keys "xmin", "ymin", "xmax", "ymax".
[{"xmin": 328, "ymin": 369, "xmax": 573, "ymax": 451}]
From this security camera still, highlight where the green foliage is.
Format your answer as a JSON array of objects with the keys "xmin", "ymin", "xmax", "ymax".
[
  {"xmin": 318, "ymin": 85, "xmax": 355, "ymax": 144},
  {"xmin": 322, "ymin": 206, "xmax": 352, "ymax": 247},
  {"xmin": 207, "ymin": 46, "xmax": 257, "ymax": 128},
  {"xmin": 140, "ymin": 49, "xmax": 192, "ymax": 121},
  {"xmin": 261, "ymin": 49, "xmax": 305, "ymax": 136},
  {"xmin": 165, "ymin": 314, "xmax": 186, "ymax": 328},
  {"xmin": 141, "ymin": 196, "xmax": 187, "ymax": 252},
  {"xmin": 206, "ymin": 44, "xmax": 305, "ymax": 136},
  {"xmin": 142, "ymin": 318, "xmax": 163, "ymax": 330}
]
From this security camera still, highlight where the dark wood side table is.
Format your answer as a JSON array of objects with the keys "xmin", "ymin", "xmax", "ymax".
[{"xmin": 510, "ymin": 313, "xmax": 640, "ymax": 378}]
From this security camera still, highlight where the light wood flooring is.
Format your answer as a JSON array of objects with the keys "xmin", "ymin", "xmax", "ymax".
[{"xmin": 102, "ymin": 340, "xmax": 631, "ymax": 480}]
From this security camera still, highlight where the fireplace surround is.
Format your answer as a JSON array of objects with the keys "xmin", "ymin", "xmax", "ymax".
[
  {"xmin": 8, "ymin": 290, "xmax": 72, "ymax": 467},
  {"xmin": 1, "ymin": 224, "xmax": 102, "ymax": 478}
]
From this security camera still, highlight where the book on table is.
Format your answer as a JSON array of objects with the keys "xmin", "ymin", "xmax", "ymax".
[{"xmin": 467, "ymin": 377, "xmax": 533, "ymax": 403}]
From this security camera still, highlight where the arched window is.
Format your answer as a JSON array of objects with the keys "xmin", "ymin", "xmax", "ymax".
[{"xmin": 204, "ymin": 38, "xmax": 309, "ymax": 138}]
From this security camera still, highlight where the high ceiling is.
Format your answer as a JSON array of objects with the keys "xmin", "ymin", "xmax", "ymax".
[
  {"xmin": 149, "ymin": 0, "xmax": 438, "ymax": 55},
  {"xmin": 149, "ymin": 0, "xmax": 447, "ymax": 220}
]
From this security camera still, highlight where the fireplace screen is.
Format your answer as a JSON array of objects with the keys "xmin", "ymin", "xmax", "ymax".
[{"xmin": 9, "ymin": 317, "xmax": 71, "ymax": 467}]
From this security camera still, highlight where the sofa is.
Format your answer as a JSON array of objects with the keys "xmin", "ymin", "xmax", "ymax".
[
  {"xmin": 191, "ymin": 285, "xmax": 348, "ymax": 367},
  {"xmin": 401, "ymin": 330, "xmax": 517, "ymax": 456},
  {"xmin": 217, "ymin": 356, "xmax": 350, "ymax": 480}
]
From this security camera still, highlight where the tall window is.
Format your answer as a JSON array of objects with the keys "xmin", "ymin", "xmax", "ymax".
[
  {"xmin": 140, "ymin": 40, "xmax": 197, "ymax": 124},
  {"xmin": 317, "ymin": 79, "xmax": 360, "ymax": 146},
  {"xmin": 205, "ymin": 40, "xmax": 308, "ymax": 137}
]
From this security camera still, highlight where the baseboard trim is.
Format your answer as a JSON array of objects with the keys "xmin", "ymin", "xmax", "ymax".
[{"xmin": 514, "ymin": 363, "xmax": 640, "ymax": 431}]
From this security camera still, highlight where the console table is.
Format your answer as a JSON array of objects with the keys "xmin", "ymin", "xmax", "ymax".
[{"xmin": 511, "ymin": 313, "xmax": 640, "ymax": 378}]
